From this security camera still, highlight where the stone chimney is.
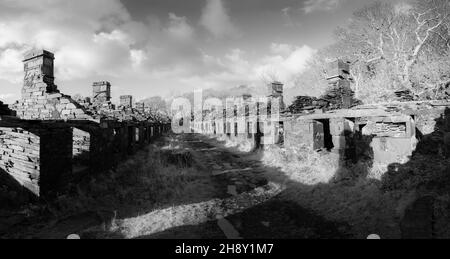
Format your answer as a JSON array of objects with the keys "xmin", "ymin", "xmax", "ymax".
[
  {"xmin": 13, "ymin": 49, "xmax": 91, "ymax": 120},
  {"xmin": 22, "ymin": 49, "xmax": 58, "ymax": 100},
  {"xmin": 326, "ymin": 59, "xmax": 351, "ymax": 82},
  {"xmin": 135, "ymin": 102, "xmax": 145, "ymax": 114},
  {"xmin": 92, "ymin": 81, "xmax": 111, "ymax": 105},
  {"xmin": 324, "ymin": 59, "xmax": 354, "ymax": 109},
  {"xmin": 267, "ymin": 81, "xmax": 285, "ymax": 110},
  {"xmin": 120, "ymin": 95, "xmax": 133, "ymax": 109}
]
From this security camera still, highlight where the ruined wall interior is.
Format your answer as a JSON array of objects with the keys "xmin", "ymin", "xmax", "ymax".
[
  {"xmin": 0, "ymin": 49, "xmax": 170, "ymax": 198},
  {"xmin": 284, "ymin": 101, "xmax": 449, "ymax": 166}
]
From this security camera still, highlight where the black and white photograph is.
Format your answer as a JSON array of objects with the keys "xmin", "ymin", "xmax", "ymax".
[{"xmin": 0, "ymin": 0, "xmax": 450, "ymax": 245}]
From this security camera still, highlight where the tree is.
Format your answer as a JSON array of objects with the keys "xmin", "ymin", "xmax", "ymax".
[
  {"xmin": 142, "ymin": 96, "xmax": 168, "ymax": 113},
  {"xmin": 323, "ymin": 0, "xmax": 449, "ymax": 102},
  {"xmin": 412, "ymin": 50, "xmax": 450, "ymax": 99},
  {"xmin": 288, "ymin": 51, "xmax": 329, "ymax": 102}
]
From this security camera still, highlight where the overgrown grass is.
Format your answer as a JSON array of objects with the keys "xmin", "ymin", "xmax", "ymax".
[
  {"xmin": 214, "ymin": 135, "xmax": 254, "ymax": 153},
  {"xmin": 54, "ymin": 139, "xmax": 218, "ymax": 218},
  {"xmin": 1, "ymin": 135, "xmax": 220, "ymax": 238},
  {"xmin": 258, "ymin": 145, "xmax": 340, "ymax": 185},
  {"xmin": 250, "ymin": 142, "xmax": 450, "ymax": 238}
]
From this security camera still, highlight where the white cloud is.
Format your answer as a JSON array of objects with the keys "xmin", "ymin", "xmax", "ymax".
[
  {"xmin": 0, "ymin": 0, "xmax": 140, "ymax": 83},
  {"xmin": 0, "ymin": 0, "xmax": 316, "ymax": 102},
  {"xmin": 166, "ymin": 13, "xmax": 195, "ymax": 40},
  {"xmin": 0, "ymin": 48, "xmax": 23, "ymax": 83},
  {"xmin": 196, "ymin": 44, "xmax": 316, "ymax": 91},
  {"xmin": 130, "ymin": 49, "xmax": 148, "ymax": 68},
  {"xmin": 200, "ymin": 0, "xmax": 239, "ymax": 38},
  {"xmin": 254, "ymin": 44, "xmax": 316, "ymax": 84},
  {"xmin": 281, "ymin": 7, "xmax": 302, "ymax": 28},
  {"xmin": 270, "ymin": 43, "xmax": 295, "ymax": 56},
  {"xmin": 302, "ymin": 0, "xmax": 344, "ymax": 14}
]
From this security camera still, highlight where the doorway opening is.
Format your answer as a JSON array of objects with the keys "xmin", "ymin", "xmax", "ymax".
[{"xmin": 316, "ymin": 119, "xmax": 334, "ymax": 151}]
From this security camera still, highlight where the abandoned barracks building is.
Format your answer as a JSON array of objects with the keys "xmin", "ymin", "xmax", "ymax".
[
  {"xmin": 0, "ymin": 49, "xmax": 170, "ymax": 197},
  {"xmin": 200, "ymin": 59, "xmax": 450, "ymax": 165}
]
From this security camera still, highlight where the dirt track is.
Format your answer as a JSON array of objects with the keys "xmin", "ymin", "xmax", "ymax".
[
  {"xmin": 134, "ymin": 134, "xmax": 349, "ymax": 239},
  {"xmin": 0, "ymin": 133, "xmax": 350, "ymax": 239}
]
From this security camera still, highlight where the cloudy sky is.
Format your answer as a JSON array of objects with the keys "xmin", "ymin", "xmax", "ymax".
[{"xmin": 0, "ymin": 0, "xmax": 381, "ymax": 104}]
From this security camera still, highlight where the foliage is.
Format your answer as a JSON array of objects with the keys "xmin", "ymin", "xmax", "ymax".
[{"xmin": 292, "ymin": 0, "xmax": 450, "ymax": 104}]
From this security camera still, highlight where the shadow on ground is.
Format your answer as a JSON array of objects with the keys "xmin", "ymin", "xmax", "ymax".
[{"xmin": 1, "ymin": 109, "xmax": 449, "ymax": 239}]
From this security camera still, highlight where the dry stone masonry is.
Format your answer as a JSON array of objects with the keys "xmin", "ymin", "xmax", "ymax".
[
  {"xmin": 199, "ymin": 59, "xmax": 450, "ymax": 167},
  {"xmin": 0, "ymin": 49, "xmax": 170, "ymax": 198},
  {"xmin": 13, "ymin": 50, "xmax": 90, "ymax": 121},
  {"xmin": 120, "ymin": 95, "xmax": 133, "ymax": 109}
]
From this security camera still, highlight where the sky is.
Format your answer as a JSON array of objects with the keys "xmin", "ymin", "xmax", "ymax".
[{"xmin": 0, "ymin": 0, "xmax": 384, "ymax": 104}]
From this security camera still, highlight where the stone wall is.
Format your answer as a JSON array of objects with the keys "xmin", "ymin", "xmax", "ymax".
[
  {"xmin": 92, "ymin": 81, "xmax": 111, "ymax": 105},
  {"xmin": 0, "ymin": 117, "xmax": 170, "ymax": 197},
  {"xmin": 0, "ymin": 49, "xmax": 171, "ymax": 199},
  {"xmin": 283, "ymin": 103, "xmax": 450, "ymax": 165},
  {"xmin": 13, "ymin": 50, "xmax": 91, "ymax": 121},
  {"xmin": 0, "ymin": 126, "xmax": 40, "ymax": 195},
  {"xmin": 120, "ymin": 95, "xmax": 133, "ymax": 109}
]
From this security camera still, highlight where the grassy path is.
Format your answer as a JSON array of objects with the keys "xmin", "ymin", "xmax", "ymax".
[{"xmin": 1, "ymin": 134, "xmax": 349, "ymax": 239}]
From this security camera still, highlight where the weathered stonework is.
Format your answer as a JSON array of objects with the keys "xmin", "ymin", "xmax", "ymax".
[
  {"xmin": 198, "ymin": 60, "xmax": 450, "ymax": 167},
  {"xmin": 120, "ymin": 95, "xmax": 133, "ymax": 109},
  {"xmin": 93, "ymin": 81, "xmax": 111, "ymax": 105},
  {"xmin": 135, "ymin": 102, "xmax": 145, "ymax": 114},
  {"xmin": 13, "ymin": 50, "xmax": 91, "ymax": 121},
  {"xmin": 1, "ymin": 49, "xmax": 171, "ymax": 198}
]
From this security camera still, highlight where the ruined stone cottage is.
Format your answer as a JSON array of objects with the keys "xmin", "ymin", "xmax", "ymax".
[
  {"xmin": 200, "ymin": 59, "xmax": 450, "ymax": 166},
  {"xmin": 0, "ymin": 49, "xmax": 170, "ymax": 198}
]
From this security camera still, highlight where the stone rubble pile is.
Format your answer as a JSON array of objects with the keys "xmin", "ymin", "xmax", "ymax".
[
  {"xmin": 288, "ymin": 96, "xmax": 327, "ymax": 114},
  {"xmin": 394, "ymin": 90, "xmax": 414, "ymax": 102},
  {"xmin": 287, "ymin": 59, "xmax": 361, "ymax": 115}
]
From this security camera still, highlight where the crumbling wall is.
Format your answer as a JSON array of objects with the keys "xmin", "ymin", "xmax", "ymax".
[
  {"xmin": 0, "ymin": 118, "xmax": 170, "ymax": 198},
  {"xmin": 1, "ymin": 49, "xmax": 172, "ymax": 199},
  {"xmin": 283, "ymin": 112, "xmax": 419, "ymax": 165},
  {"xmin": 0, "ymin": 127, "xmax": 40, "ymax": 195},
  {"xmin": 284, "ymin": 119, "xmax": 326, "ymax": 150},
  {"xmin": 120, "ymin": 95, "xmax": 133, "ymax": 109},
  {"xmin": 13, "ymin": 50, "xmax": 92, "ymax": 121}
]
